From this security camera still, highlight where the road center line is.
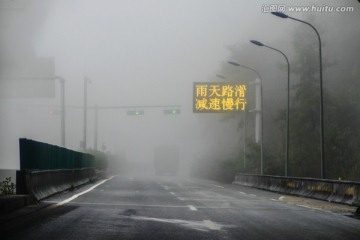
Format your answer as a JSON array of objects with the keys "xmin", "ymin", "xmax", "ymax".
[
  {"xmin": 188, "ymin": 205, "xmax": 198, "ymax": 211},
  {"xmin": 212, "ymin": 184, "xmax": 225, "ymax": 189},
  {"xmin": 55, "ymin": 176, "xmax": 114, "ymax": 206},
  {"xmin": 170, "ymin": 192, "xmax": 175, "ymax": 195}
]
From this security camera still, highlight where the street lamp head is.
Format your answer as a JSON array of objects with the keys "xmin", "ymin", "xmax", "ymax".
[
  {"xmin": 227, "ymin": 61, "xmax": 240, "ymax": 67},
  {"xmin": 271, "ymin": 11, "xmax": 288, "ymax": 18},
  {"xmin": 250, "ymin": 40, "xmax": 264, "ymax": 47}
]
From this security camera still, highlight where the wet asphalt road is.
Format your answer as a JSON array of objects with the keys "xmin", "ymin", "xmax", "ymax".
[{"xmin": 2, "ymin": 174, "xmax": 360, "ymax": 240}]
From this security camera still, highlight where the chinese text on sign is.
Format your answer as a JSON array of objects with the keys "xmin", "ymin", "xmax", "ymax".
[{"xmin": 193, "ymin": 82, "xmax": 247, "ymax": 113}]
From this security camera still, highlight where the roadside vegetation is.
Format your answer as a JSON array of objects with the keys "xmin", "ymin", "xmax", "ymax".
[
  {"xmin": 192, "ymin": 14, "xmax": 360, "ymax": 182},
  {"xmin": 0, "ymin": 177, "xmax": 16, "ymax": 195}
]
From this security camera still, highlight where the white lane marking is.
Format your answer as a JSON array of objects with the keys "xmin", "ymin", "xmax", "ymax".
[
  {"xmin": 279, "ymin": 196, "xmax": 285, "ymax": 201},
  {"xmin": 57, "ymin": 201, "xmax": 283, "ymax": 210},
  {"xmin": 238, "ymin": 191, "xmax": 256, "ymax": 197},
  {"xmin": 174, "ymin": 198, "xmax": 234, "ymax": 202},
  {"xmin": 55, "ymin": 176, "xmax": 114, "ymax": 206},
  {"xmin": 43, "ymin": 200, "xmax": 58, "ymax": 204},
  {"xmin": 170, "ymin": 192, "xmax": 175, "ymax": 195},
  {"xmin": 297, "ymin": 205, "xmax": 323, "ymax": 211},
  {"xmin": 177, "ymin": 197, "xmax": 185, "ymax": 201},
  {"xmin": 270, "ymin": 199, "xmax": 278, "ymax": 201},
  {"xmin": 188, "ymin": 205, "xmax": 197, "ymax": 211},
  {"xmin": 203, "ymin": 220, "xmax": 222, "ymax": 230},
  {"xmin": 60, "ymin": 201, "xmax": 190, "ymax": 208},
  {"xmin": 212, "ymin": 184, "xmax": 224, "ymax": 189},
  {"xmin": 164, "ymin": 186, "xmax": 169, "ymax": 191},
  {"xmin": 124, "ymin": 216, "xmax": 232, "ymax": 232}
]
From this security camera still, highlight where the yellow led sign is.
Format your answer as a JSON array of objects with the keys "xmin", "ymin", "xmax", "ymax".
[{"xmin": 193, "ymin": 82, "xmax": 247, "ymax": 113}]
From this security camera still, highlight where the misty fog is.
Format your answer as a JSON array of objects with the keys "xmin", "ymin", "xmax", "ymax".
[{"xmin": 1, "ymin": 0, "xmax": 359, "ymax": 180}]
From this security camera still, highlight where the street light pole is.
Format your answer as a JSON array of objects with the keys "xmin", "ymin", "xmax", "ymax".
[
  {"xmin": 54, "ymin": 76, "xmax": 66, "ymax": 147},
  {"xmin": 94, "ymin": 105, "xmax": 98, "ymax": 150},
  {"xmin": 271, "ymin": 11, "xmax": 325, "ymax": 178},
  {"xmin": 83, "ymin": 77, "xmax": 91, "ymax": 150},
  {"xmin": 228, "ymin": 61, "xmax": 264, "ymax": 175},
  {"xmin": 59, "ymin": 77, "xmax": 65, "ymax": 148},
  {"xmin": 250, "ymin": 40, "xmax": 290, "ymax": 177},
  {"xmin": 243, "ymin": 107, "xmax": 246, "ymax": 168}
]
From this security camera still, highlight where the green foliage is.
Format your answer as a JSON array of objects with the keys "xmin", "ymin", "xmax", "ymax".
[
  {"xmin": 242, "ymin": 142, "xmax": 260, "ymax": 174},
  {"xmin": 0, "ymin": 177, "xmax": 16, "ymax": 195},
  {"xmin": 190, "ymin": 156, "xmax": 241, "ymax": 183},
  {"xmin": 324, "ymin": 93, "xmax": 360, "ymax": 180},
  {"xmin": 277, "ymin": 15, "xmax": 360, "ymax": 180},
  {"xmin": 284, "ymin": 16, "xmax": 323, "ymax": 178},
  {"xmin": 218, "ymin": 157, "xmax": 243, "ymax": 181},
  {"xmin": 196, "ymin": 14, "xmax": 360, "ymax": 181},
  {"xmin": 190, "ymin": 142, "xmax": 263, "ymax": 183}
]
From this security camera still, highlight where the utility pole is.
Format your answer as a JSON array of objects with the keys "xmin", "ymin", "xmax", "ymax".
[
  {"xmin": 59, "ymin": 77, "xmax": 65, "ymax": 147},
  {"xmin": 94, "ymin": 105, "xmax": 98, "ymax": 150},
  {"xmin": 83, "ymin": 77, "xmax": 91, "ymax": 150},
  {"xmin": 228, "ymin": 61, "xmax": 264, "ymax": 174}
]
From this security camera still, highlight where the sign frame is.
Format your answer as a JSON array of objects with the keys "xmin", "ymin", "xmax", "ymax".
[{"xmin": 193, "ymin": 82, "xmax": 247, "ymax": 113}]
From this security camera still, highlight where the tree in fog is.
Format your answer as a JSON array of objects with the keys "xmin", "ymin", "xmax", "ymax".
[
  {"xmin": 284, "ymin": 15, "xmax": 360, "ymax": 180},
  {"xmin": 281, "ymin": 15, "xmax": 325, "ymax": 178},
  {"xmin": 323, "ymin": 10, "xmax": 360, "ymax": 181}
]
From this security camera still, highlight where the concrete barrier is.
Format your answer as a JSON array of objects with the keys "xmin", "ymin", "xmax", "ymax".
[
  {"xmin": 233, "ymin": 173, "xmax": 360, "ymax": 205},
  {"xmin": 17, "ymin": 168, "xmax": 96, "ymax": 201}
]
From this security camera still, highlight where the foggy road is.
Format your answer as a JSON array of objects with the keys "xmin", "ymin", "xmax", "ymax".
[
  {"xmin": 2, "ymin": 175, "xmax": 360, "ymax": 240},
  {"xmin": 1, "ymin": 2, "xmax": 360, "ymax": 239}
]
